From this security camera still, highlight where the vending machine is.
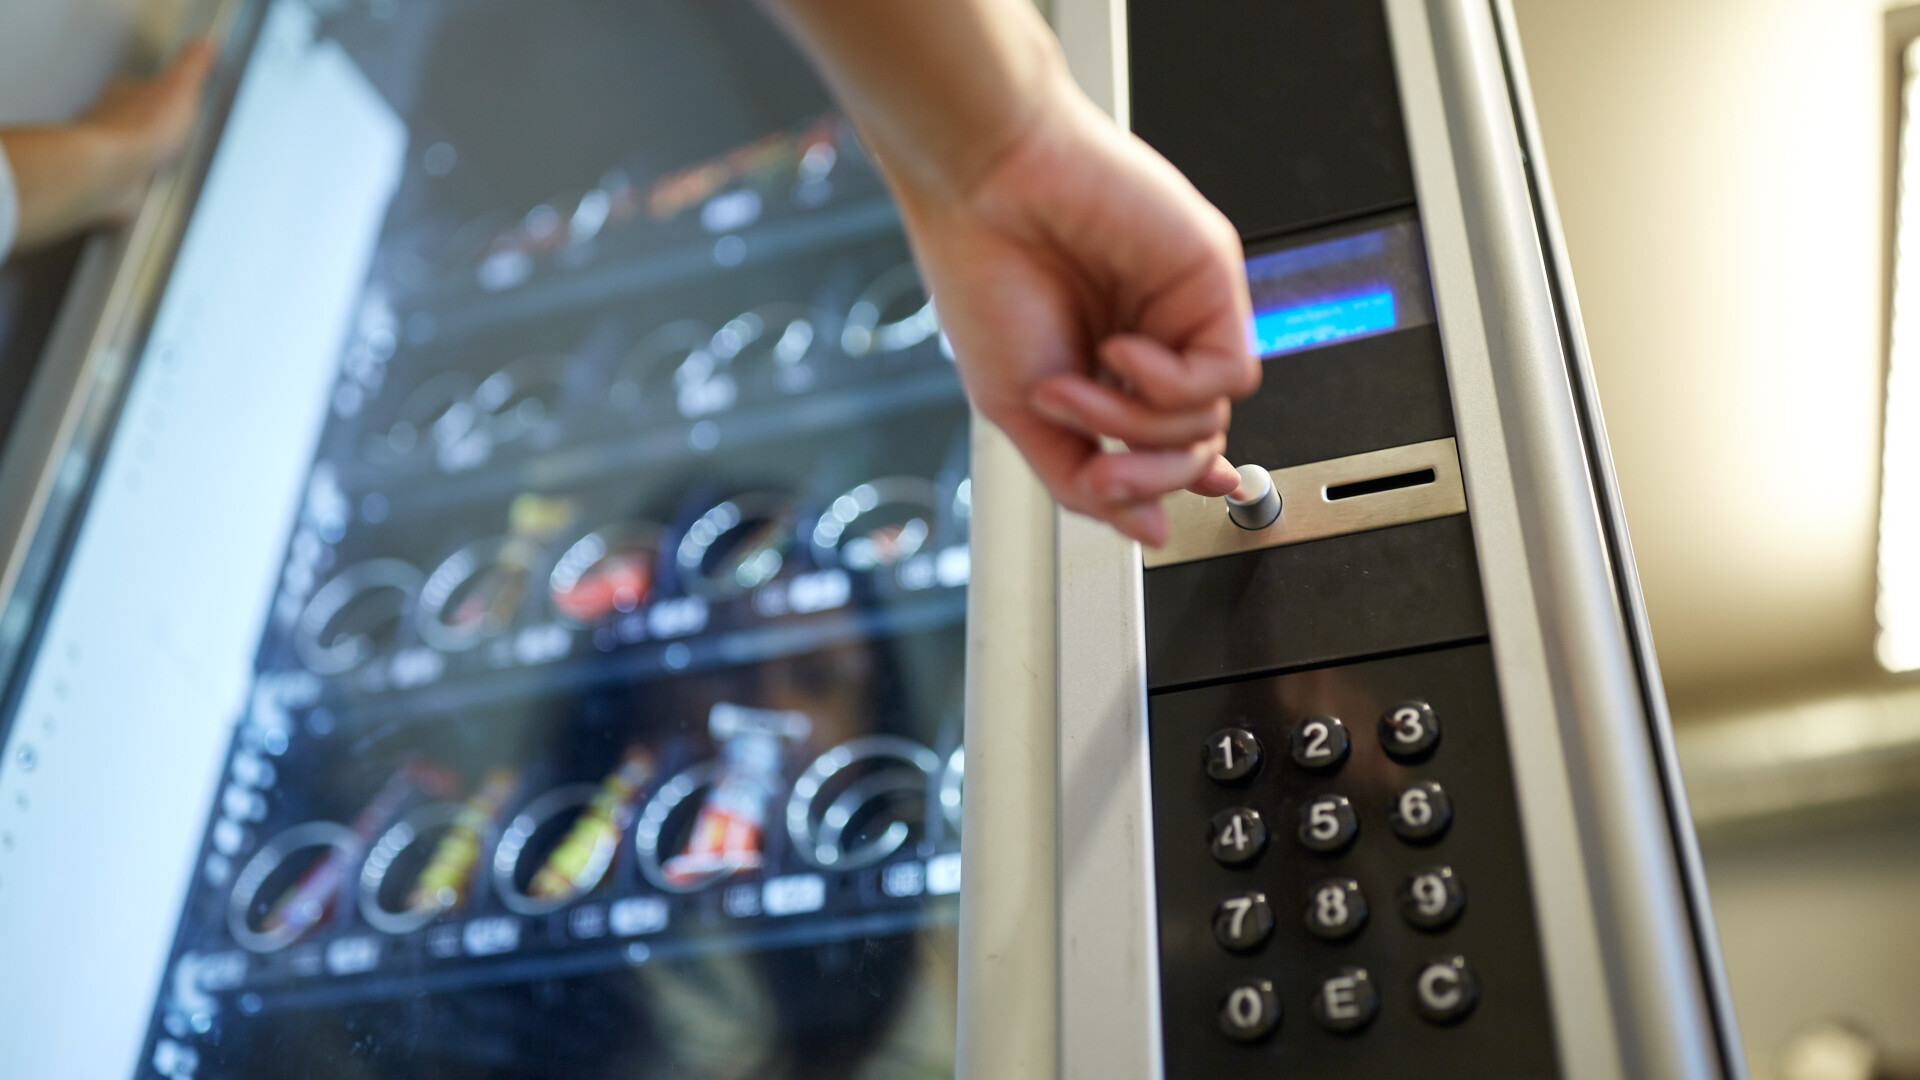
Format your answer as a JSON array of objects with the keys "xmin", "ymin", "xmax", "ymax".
[{"xmin": 0, "ymin": 0, "xmax": 1747, "ymax": 1079}]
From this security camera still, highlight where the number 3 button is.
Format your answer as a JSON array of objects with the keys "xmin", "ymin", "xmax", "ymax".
[
  {"xmin": 1379, "ymin": 700, "xmax": 1441, "ymax": 761},
  {"xmin": 1210, "ymin": 807, "xmax": 1267, "ymax": 866},
  {"xmin": 1390, "ymin": 780, "xmax": 1452, "ymax": 843}
]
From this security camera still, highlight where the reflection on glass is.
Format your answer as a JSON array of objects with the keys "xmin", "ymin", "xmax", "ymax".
[
  {"xmin": 1244, "ymin": 212, "xmax": 1436, "ymax": 359},
  {"xmin": 125, "ymin": 0, "xmax": 968, "ymax": 1076}
]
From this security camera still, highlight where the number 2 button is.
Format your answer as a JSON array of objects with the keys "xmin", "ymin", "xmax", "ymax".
[
  {"xmin": 1290, "ymin": 714, "xmax": 1350, "ymax": 771},
  {"xmin": 1210, "ymin": 807, "xmax": 1267, "ymax": 866}
]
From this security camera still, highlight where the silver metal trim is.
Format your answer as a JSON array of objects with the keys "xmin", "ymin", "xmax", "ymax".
[
  {"xmin": 631, "ymin": 762, "xmax": 723, "ymax": 893},
  {"xmin": 1053, "ymin": 2, "xmax": 1163, "ymax": 1078},
  {"xmin": 1488, "ymin": 2, "xmax": 1749, "ymax": 1071},
  {"xmin": 1388, "ymin": 1, "xmax": 1731, "ymax": 1076},
  {"xmin": 1141, "ymin": 437, "xmax": 1466, "ymax": 569}
]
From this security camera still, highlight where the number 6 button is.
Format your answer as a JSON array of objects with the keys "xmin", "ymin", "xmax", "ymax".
[
  {"xmin": 1297, "ymin": 794, "xmax": 1358, "ymax": 854},
  {"xmin": 1379, "ymin": 700, "xmax": 1441, "ymax": 761},
  {"xmin": 1390, "ymin": 780, "xmax": 1452, "ymax": 843},
  {"xmin": 1210, "ymin": 807, "xmax": 1267, "ymax": 865}
]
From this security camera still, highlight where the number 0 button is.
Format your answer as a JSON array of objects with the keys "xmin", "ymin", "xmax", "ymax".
[
  {"xmin": 1213, "ymin": 891, "xmax": 1274, "ymax": 952},
  {"xmin": 1390, "ymin": 781, "xmax": 1452, "ymax": 843},
  {"xmin": 1289, "ymin": 714, "xmax": 1350, "ymax": 771},
  {"xmin": 1303, "ymin": 877, "xmax": 1368, "ymax": 940},
  {"xmin": 1210, "ymin": 807, "xmax": 1267, "ymax": 866},
  {"xmin": 1219, "ymin": 978, "xmax": 1282, "ymax": 1042},
  {"xmin": 1400, "ymin": 866, "xmax": 1466, "ymax": 930},
  {"xmin": 1297, "ymin": 794, "xmax": 1358, "ymax": 854},
  {"xmin": 1379, "ymin": 700, "xmax": 1441, "ymax": 761},
  {"xmin": 1205, "ymin": 728, "xmax": 1262, "ymax": 784}
]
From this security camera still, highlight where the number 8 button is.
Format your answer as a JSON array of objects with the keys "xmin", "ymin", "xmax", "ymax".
[{"xmin": 1379, "ymin": 700, "xmax": 1441, "ymax": 761}]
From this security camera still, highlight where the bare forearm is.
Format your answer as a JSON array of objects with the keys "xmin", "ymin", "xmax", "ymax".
[
  {"xmin": 757, "ymin": 0, "xmax": 1064, "ymax": 200},
  {"xmin": 0, "ymin": 127, "xmax": 139, "ymax": 251}
]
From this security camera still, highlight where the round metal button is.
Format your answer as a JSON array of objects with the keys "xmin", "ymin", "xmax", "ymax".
[
  {"xmin": 1379, "ymin": 700, "xmax": 1441, "ymax": 761},
  {"xmin": 1297, "ymin": 793, "xmax": 1359, "ymax": 854},
  {"xmin": 1414, "ymin": 955, "xmax": 1479, "ymax": 1024},
  {"xmin": 1390, "ymin": 781, "xmax": 1453, "ymax": 843},
  {"xmin": 1213, "ymin": 891, "xmax": 1275, "ymax": 952},
  {"xmin": 1204, "ymin": 728, "xmax": 1262, "ymax": 784},
  {"xmin": 1313, "ymin": 966, "xmax": 1380, "ymax": 1033},
  {"xmin": 1219, "ymin": 978, "xmax": 1282, "ymax": 1042},
  {"xmin": 1303, "ymin": 877, "xmax": 1368, "ymax": 941},
  {"xmin": 1400, "ymin": 866, "xmax": 1466, "ymax": 930},
  {"xmin": 1210, "ymin": 807, "xmax": 1268, "ymax": 866},
  {"xmin": 1289, "ymin": 714, "xmax": 1350, "ymax": 772}
]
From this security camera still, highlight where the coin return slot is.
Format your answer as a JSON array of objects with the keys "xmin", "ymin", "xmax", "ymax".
[{"xmin": 1324, "ymin": 468, "xmax": 1435, "ymax": 502}]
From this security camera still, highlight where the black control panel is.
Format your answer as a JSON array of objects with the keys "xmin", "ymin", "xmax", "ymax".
[
  {"xmin": 1131, "ymin": 0, "xmax": 1563, "ymax": 1074},
  {"xmin": 1150, "ymin": 646, "xmax": 1557, "ymax": 1076}
]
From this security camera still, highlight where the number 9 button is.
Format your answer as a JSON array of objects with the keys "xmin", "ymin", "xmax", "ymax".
[{"xmin": 1400, "ymin": 866, "xmax": 1466, "ymax": 930}]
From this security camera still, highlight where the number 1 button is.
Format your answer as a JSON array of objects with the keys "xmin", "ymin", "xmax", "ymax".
[
  {"xmin": 1205, "ymin": 728, "xmax": 1262, "ymax": 784},
  {"xmin": 1210, "ymin": 807, "xmax": 1267, "ymax": 866}
]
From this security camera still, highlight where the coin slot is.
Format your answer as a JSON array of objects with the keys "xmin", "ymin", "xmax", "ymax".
[{"xmin": 1324, "ymin": 467, "xmax": 1436, "ymax": 502}]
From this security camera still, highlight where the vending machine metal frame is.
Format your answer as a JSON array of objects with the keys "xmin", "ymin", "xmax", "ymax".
[{"xmin": 974, "ymin": 1, "xmax": 1750, "ymax": 1078}]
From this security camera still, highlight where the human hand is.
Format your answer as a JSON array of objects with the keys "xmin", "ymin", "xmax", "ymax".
[
  {"xmin": 883, "ymin": 66, "xmax": 1259, "ymax": 547},
  {"xmin": 2, "ymin": 37, "xmax": 215, "ymax": 251}
]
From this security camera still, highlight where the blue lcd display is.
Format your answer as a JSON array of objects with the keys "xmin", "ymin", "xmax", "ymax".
[
  {"xmin": 1243, "ymin": 215, "xmax": 1433, "ymax": 359},
  {"xmin": 1252, "ymin": 289, "xmax": 1398, "ymax": 355}
]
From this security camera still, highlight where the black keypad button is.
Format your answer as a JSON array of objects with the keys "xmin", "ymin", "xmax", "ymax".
[
  {"xmin": 1379, "ymin": 700, "xmax": 1442, "ymax": 761},
  {"xmin": 1213, "ymin": 891, "xmax": 1274, "ymax": 952},
  {"xmin": 1303, "ymin": 877, "xmax": 1368, "ymax": 941},
  {"xmin": 1389, "ymin": 780, "xmax": 1452, "ymax": 843},
  {"xmin": 1204, "ymin": 728, "xmax": 1262, "ymax": 784},
  {"xmin": 1414, "ymin": 956, "xmax": 1479, "ymax": 1024},
  {"xmin": 1313, "ymin": 966, "xmax": 1380, "ymax": 1033},
  {"xmin": 1210, "ymin": 807, "xmax": 1267, "ymax": 865},
  {"xmin": 1289, "ymin": 714, "xmax": 1350, "ymax": 771},
  {"xmin": 1219, "ymin": 978, "xmax": 1282, "ymax": 1042},
  {"xmin": 1400, "ymin": 866, "xmax": 1466, "ymax": 930},
  {"xmin": 1297, "ymin": 793, "xmax": 1358, "ymax": 854}
]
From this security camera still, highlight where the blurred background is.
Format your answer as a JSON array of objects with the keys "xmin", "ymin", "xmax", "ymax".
[
  {"xmin": 4, "ymin": 0, "xmax": 1919, "ymax": 1078},
  {"xmin": 1512, "ymin": 1, "xmax": 1920, "ymax": 1077}
]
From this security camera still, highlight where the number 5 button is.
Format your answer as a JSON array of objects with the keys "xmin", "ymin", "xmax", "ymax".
[
  {"xmin": 1297, "ymin": 794, "xmax": 1358, "ymax": 854},
  {"xmin": 1379, "ymin": 700, "xmax": 1441, "ymax": 761},
  {"xmin": 1210, "ymin": 807, "xmax": 1267, "ymax": 865}
]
